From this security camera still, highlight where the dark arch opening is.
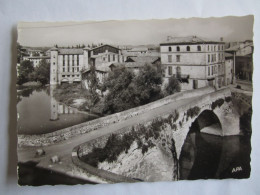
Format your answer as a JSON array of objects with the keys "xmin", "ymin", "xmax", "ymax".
[
  {"xmin": 179, "ymin": 110, "xmax": 223, "ymax": 180},
  {"xmin": 189, "ymin": 110, "xmax": 222, "ymax": 134}
]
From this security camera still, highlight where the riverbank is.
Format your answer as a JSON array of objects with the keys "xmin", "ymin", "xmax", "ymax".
[{"xmin": 53, "ymin": 83, "xmax": 105, "ymax": 114}]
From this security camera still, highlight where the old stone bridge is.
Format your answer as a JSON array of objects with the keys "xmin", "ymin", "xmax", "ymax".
[{"xmin": 18, "ymin": 86, "xmax": 241, "ymax": 183}]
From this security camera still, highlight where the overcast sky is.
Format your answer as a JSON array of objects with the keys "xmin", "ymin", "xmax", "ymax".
[{"xmin": 18, "ymin": 15, "xmax": 254, "ymax": 47}]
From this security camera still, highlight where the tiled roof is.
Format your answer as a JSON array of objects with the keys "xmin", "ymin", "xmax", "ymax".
[
  {"xmin": 27, "ymin": 56, "xmax": 50, "ymax": 59},
  {"xmin": 160, "ymin": 36, "xmax": 223, "ymax": 45},
  {"xmin": 126, "ymin": 56, "xmax": 160, "ymax": 64},
  {"xmin": 90, "ymin": 44, "xmax": 119, "ymax": 51},
  {"xmin": 127, "ymin": 47, "xmax": 148, "ymax": 52},
  {"xmin": 58, "ymin": 48, "xmax": 84, "ymax": 55}
]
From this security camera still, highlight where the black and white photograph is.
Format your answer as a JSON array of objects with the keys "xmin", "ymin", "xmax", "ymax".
[{"xmin": 16, "ymin": 16, "xmax": 253, "ymax": 186}]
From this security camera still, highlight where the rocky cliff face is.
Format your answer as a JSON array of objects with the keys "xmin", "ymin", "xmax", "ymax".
[{"xmin": 98, "ymin": 141, "xmax": 175, "ymax": 182}]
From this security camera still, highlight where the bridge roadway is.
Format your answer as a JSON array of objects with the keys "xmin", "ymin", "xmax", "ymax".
[{"xmin": 17, "ymin": 90, "xmax": 215, "ymax": 183}]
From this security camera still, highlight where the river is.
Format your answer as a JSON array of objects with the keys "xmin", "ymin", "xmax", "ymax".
[
  {"xmin": 17, "ymin": 86, "xmax": 98, "ymax": 135},
  {"xmin": 179, "ymin": 131, "xmax": 251, "ymax": 180}
]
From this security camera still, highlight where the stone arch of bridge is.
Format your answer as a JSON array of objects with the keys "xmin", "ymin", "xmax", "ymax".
[
  {"xmin": 189, "ymin": 109, "xmax": 222, "ymax": 134},
  {"xmin": 178, "ymin": 109, "xmax": 223, "ymax": 180}
]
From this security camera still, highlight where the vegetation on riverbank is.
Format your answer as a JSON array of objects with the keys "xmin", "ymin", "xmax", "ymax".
[
  {"xmin": 54, "ymin": 64, "xmax": 181, "ymax": 115},
  {"xmin": 17, "ymin": 59, "xmax": 50, "ymax": 85},
  {"xmin": 80, "ymin": 110, "xmax": 180, "ymax": 167},
  {"xmin": 53, "ymin": 83, "xmax": 90, "ymax": 110}
]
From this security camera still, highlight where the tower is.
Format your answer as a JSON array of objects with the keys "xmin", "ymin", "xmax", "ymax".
[
  {"xmin": 50, "ymin": 47, "xmax": 59, "ymax": 85},
  {"xmin": 83, "ymin": 46, "xmax": 90, "ymax": 70}
]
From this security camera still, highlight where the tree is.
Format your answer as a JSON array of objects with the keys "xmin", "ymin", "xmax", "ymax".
[
  {"xmin": 132, "ymin": 63, "xmax": 163, "ymax": 104},
  {"xmin": 29, "ymin": 59, "xmax": 50, "ymax": 85},
  {"xmin": 164, "ymin": 75, "xmax": 181, "ymax": 95},
  {"xmin": 17, "ymin": 42, "xmax": 22, "ymax": 63},
  {"xmin": 17, "ymin": 60, "xmax": 34, "ymax": 85},
  {"xmin": 102, "ymin": 64, "xmax": 163, "ymax": 114},
  {"xmin": 103, "ymin": 67, "xmax": 135, "ymax": 114}
]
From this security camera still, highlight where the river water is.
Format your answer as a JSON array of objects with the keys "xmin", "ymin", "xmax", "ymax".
[
  {"xmin": 179, "ymin": 132, "xmax": 251, "ymax": 180},
  {"xmin": 17, "ymin": 86, "xmax": 98, "ymax": 135}
]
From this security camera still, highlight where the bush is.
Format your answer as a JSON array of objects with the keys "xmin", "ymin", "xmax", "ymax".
[
  {"xmin": 186, "ymin": 106, "xmax": 201, "ymax": 119},
  {"xmin": 164, "ymin": 75, "xmax": 181, "ymax": 96},
  {"xmin": 142, "ymin": 144, "xmax": 149, "ymax": 154},
  {"xmin": 225, "ymin": 96, "xmax": 232, "ymax": 102},
  {"xmin": 211, "ymin": 98, "xmax": 225, "ymax": 110}
]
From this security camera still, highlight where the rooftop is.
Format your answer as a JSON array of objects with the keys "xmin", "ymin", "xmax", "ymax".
[
  {"xmin": 126, "ymin": 56, "xmax": 160, "ymax": 64},
  {"xmin": 160, "ymin": 36, "xmax": 224, "ymax": 45},
  {"xmin": 58, "ymin": 48, "xmax": 84, "ymax": 55}
]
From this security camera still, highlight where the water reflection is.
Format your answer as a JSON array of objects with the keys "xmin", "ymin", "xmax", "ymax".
[
  {"xmin": 17, "ymin": 86, "xmax": 98, "ymax": 135},
  {"xmin": 179, "ymin": 132, "xmax": 251, "ymax": 180}
]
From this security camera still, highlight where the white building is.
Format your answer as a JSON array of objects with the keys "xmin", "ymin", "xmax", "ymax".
[
  {"xmin": 50, "ymin": 44, "xmax": 125, "ymax": 86},
  {"xmin": 224, "ymin": 53, "xmax": 234, "ymax": 85},
  {"xmin": 23, "ymin": 54, "xmax": 50, "ymax": 68},
  {"xmin": 160, "ymin": 36, "xmax": 226, "ymax": 90}
]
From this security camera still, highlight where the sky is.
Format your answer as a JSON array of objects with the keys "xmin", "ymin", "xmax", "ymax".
[{"xmin": 18, "ymin": 15, "xmax": 254, "ymax": 47}]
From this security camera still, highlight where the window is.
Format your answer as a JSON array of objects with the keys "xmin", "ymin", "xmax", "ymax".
[
  {"xmin": 63, "ymin": 55, "xmax": 65, "ymax": 66},
  {"xmin": 72, "ymin": 55, "xmax": 74, "ymax": 66},
  {"xmin": 208, "ymin": 67, "xmax": 210, "ymax": 76},
  {"xmin": 77, "ymin": 55, "xmax": 79, "ymax": 65},
  {"xmin": 218, "ymin": 45, "xmax": 220, "ymax": 50},
  {"xmin": 186, "ymin": 46, "xmax": 190, "ymax": 51},
  {"xmin": 211, "ymin": 54, "xmax": 214, "ymax": 62},
  {"xmin": 168, "ymin": 55, "xmax": 172, "ymax": 63},
  {"xmin": 176, "ymin": 66, "xmax": 181, "ymax": 78},
  {"xmin": 176, "ymin": 55, "xmax": 180, "ymax": 62},
  {"xmin": 108, "ymin": 55, "xmax": 110, "ymax": 62},
  {"xmin": 113, "ymin": 54, "xmax": 115, "ymax": 61},
  {"xmin": 168, "ymin": 66, "xmax": 172, "ymax": 75},
  {"xmin": 77, "ymin": 67, "xmax": 79, "ymax": 72},
  {"xmin": 208, "ymin": 45, "xmax": 210, "ymax": 51},
  {"xmin": 168, "ymin": 47, "xmax": 172, "ymax": 52},
  {"xmin": 214, "ymin": 46, "xmax": 216, "ymax": 51},
  {"xmin": 177, "ymin": 46, "xmax": 180, "ymax": 51},
  {"xmin": 53, "ymin": 62, "xmax": 55, "ymax": 65},
  {"xmin": 62, "ymin": 75, "xmax": 65, "ymax": 77},
  {"xmin": 63, "ymin": 68, "xmax": 65, "ymax": 72},
  {"xmin": 208, "ymin": 54, "xmax": 210, "ymax": 63},
  {"xmin": 103, "ymin": 57, "xmax": 106, "ymax": 61},
  {"xmin": 211, "ymin": 66, "xmax": 213, "ymax": 75},
  {"xmin": 197, "ymin": 46, "xmax": 201, "ymax": 51}
]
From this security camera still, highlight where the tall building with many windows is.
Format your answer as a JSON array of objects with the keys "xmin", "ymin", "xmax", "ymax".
[
  {"xmin": 50, "ymin": 44, "xmax": 124, "ymax": 85},
  {"xmin": 160, "ymin": 36, "xmax": 225, "ymax": 90}
]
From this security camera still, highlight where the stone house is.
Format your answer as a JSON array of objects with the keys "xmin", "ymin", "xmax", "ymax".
[{"xmin": 160, "ymin": 36, "xmax": 226, "ymax": 90}]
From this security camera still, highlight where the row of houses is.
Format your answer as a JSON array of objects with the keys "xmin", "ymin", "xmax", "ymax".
[{"xmin": 47, "ymin": 36, "xmax": 253, "ymax": 91}]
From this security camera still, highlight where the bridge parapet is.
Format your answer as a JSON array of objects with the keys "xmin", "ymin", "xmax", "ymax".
[{"xmin": 18, "ymin": 87, "xmax": 215, "ymax": 147}]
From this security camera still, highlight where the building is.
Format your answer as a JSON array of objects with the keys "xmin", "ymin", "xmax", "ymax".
[
  {"xmin": 52, "ymin": 44, "xmax": 125, "ymax": 87},
  {"xmin": 125, "ymin": 47, "xmax": 149, "ymax": 56},
  {"xmin": 224, "ymin": 53, "xmax": 234, "ymax": 85},
  {"xmin": 160, "ymin": 36, "xmax": 226, "ymax": 90},
  {"xmin": 225, "ymin": 40, "xmax": 253, "ymax": 82},
  {"xmin": 23, "ymin": 54, "xmax": 50, "ymax": 68}
]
